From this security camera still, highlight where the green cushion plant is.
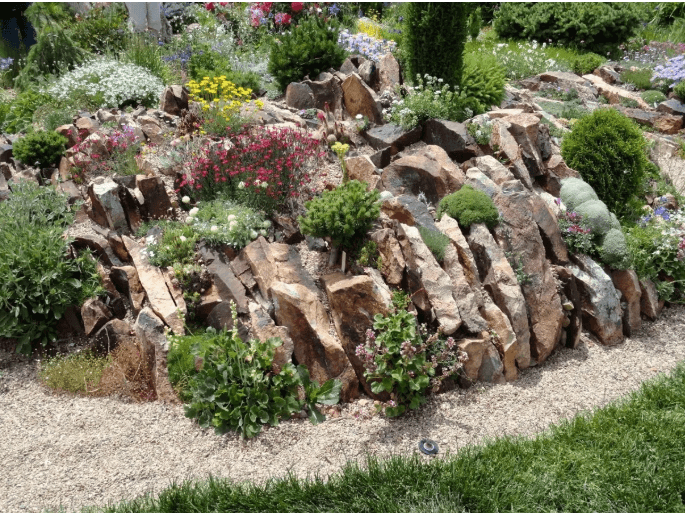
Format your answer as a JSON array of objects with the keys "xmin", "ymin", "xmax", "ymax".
[
  {"xmin": 437, "ymin": 185, "xmax": 499, "ymax": 229},
  {"xmin": 13, "ymin": 130, "xmax": 68, "ymax": 168}
]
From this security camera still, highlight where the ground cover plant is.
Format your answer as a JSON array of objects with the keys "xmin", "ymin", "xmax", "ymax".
[
  {"xmin": 86, "ymin": 362, "xmax": 686, "ymax": 512},
  {"xmin": 437, "ymin": 185, "xmax": 500, "ymax": 229}
]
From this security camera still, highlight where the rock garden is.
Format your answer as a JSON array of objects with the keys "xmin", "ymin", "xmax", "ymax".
[{"xmin": 0, "ymin": 3, "xmax": 684, "ymax": 511}]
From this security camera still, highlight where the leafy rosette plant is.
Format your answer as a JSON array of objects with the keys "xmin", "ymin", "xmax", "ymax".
[
  {"xmin": 355, "ymin": 296, "xmax": 468, "ymax": 418},
  {"xmin": 184, "ymin": 302, "xmax": 341, "ymax": 438}
]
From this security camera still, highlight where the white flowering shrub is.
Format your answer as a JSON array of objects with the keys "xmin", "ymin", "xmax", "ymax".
[
  {"xmin": 189, "ymin": 199, "xmax": 269, "ymax": 250},
  {"xmin": 385, "ymin": 75, "xmax": 481, "ymax": 130},
  {"xmin": 45, "ymin": 59, "xmax": 165, "ymax": 109},
  {"xmin": 492, "ymin": 41, "xmax": 568, "ymax": 80}
]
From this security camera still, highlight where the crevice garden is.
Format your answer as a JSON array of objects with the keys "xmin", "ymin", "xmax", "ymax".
[{"xmin": 0, "ymin": 2, "xmax": 684, "ymax": 441}]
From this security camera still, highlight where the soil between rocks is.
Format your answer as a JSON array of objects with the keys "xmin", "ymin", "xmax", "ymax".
[{"xmin": 0, "ymin": 305, "xmax": 683, "ymax": 513}]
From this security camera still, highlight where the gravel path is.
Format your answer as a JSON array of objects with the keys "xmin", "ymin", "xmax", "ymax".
[{"xmin": 0, "ymin": 306, "xmax": 683, "ymax": 513}]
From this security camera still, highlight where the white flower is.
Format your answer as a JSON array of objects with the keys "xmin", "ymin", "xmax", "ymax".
[
  {"xmin": 238, "ymin": 181, "xmax": 245, "ymax": 189},
  {"xmin": 227, "ymin": 214, "xmax": 236, "ymax": 222},
  {"xmin": 229, "ymin": 221, "xmax": 237, "ymax": 229},
  {"xmin": 356, "ymin": 114, "xmax": 363, "ymax": 120},
  {"xmin": 261, "ymin": 181, "xmax": 268, "ymax": 189},
  {"xmin": 179, "ymin": 235, "xmax": 187, "ymax": 242},
  {"xmin": 186, "ymin": 217, "xmax": 195, "ymax": 224},
  {"xmin": 182, "ymin": 196, "xmax": 190, "ymax": 204},
  {"xmin": 211, "ymin": 225, "xmax": 218, "ymax": 232},
  {"xmin": 188, "ymin": 207, "xmax": 199, "ymax": 217},
  {"xmin": 250, "ymin": 230, "xmax": 258, "ymax": 239}
]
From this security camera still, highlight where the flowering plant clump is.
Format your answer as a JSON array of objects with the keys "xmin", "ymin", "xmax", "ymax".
[
  {"xmin": 626, "ymin": 205, "xmax": 685, "ymax": 303},
  {"xmin": 71, "ymin": 125, "xmax": 142, "ymax": 183},
  {"xmin": 45, "ymin": 59, "xmax": 165, "ymax": 109},
  {"xmin": 186, "ymin": 76, "xmax": 262, "ymax": 134},
  {"xmin": 466, "ymin": 118, "xmax": 493, "ymax": 146},
  {"xmin": 189, "ymin": 199, "xmax": 270, "ymax": 249},
  {"xmin": 337, "ymin": 28, "xmax": 397, "ymax": 62},
  {"xmin": 557, "ymin": 208, "xmax": 595, "ymax": 255},
  {"xmin": 355, "ymin": 298, "xmax": 468, "ymax": 418},
  {"xmin": 492, "ymin": 41, "xmax": 567, "ymax": 80},
  {"xmin": 181, "ymin": 125, "xmax": 324, "ymax": 215},
  {"xmin": 385, "ymin": 74, "xmax": 480, "ymax": 130},
  {"xmin": 620, "ymin": 39, "xmax": 685, "ymax": 67},
  {"xmin": 652, "ymin": 54, "xmax": 685, "ymax": 90}
]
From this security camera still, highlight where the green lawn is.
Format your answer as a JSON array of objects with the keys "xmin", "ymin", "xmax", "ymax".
[{"xmin": 79, "ymin": 363, "xmax": 685, "ymax": 513}]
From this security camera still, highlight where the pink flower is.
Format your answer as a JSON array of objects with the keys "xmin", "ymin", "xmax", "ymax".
[{"xmin": 291, "ymin": 1, "xmax": 303, "ymax": 12}]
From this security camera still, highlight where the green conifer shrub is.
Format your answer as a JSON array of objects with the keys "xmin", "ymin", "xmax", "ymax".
[
  {"xmin": 561, "ymin": 108, "xmax": 649, "ymax": 220},
  {"xmin": 298, "ymin": 180, "xmax": 380, "ymax": 250},
  {"xmin": 461, "ymin": 53, "xmax": 507, "ymax": 112},
  {"xmin": 572, "ymin": 53, "xmax": 605, "ymax": 75},
  {"xmin": 402, "ymin": 3, "xmax": 469, "ymax": 87},
  {"xmin": 268, "ymin": 16, "xmax": 347, "ymax": 92},
  {"xmin": 437, "ymin": 185, "xmax": 499, "ymax": 229},
  {"xmin": 493, "ymin": 3, "xmax": 642, "ymax": 56},
  {"xmin": 13, "ymin": 130, "xmax": 68, "ymax": 168},
  {"xmin": 673, "ymin": 81, "xmax": 685, "ymax": 102}
]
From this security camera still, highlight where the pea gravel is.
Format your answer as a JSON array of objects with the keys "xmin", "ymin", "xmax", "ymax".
[{"xmin": 0, "ymin": 306, "xmax": 683, "ymax": 513}]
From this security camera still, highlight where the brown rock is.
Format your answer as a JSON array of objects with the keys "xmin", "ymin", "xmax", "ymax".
[
  {"xmin": 492, "ymin": 180, "xmax": 565, "ymax": 363},
  {"xmin": 370, "ymin": 228, "xmax": 406, "ymax": 286},
  {"xmin": 107, "ymin": 231, "xmax": 130, "ymax": 262},
  {"xmin": 136, "ymin": 175, "xmax": 174, "ymax": 220},
  {"xmin": 639, "ymin": 278, "xmax": 662, "ymax": 320},
  {"xmin": 490, "ymin": 118, "xmax": 534, "ymax": 189},
  {"xmin": 194, "ymin": 284, "xmax": 223, "ymax": 322},
  {"xmin": 75, "ymin": 117, "xmax": 100, "ymax": 135},
  {"xmin": 479, "ymin": 296, "xmax": 519, "ymax": 381},
  {"xmin": 436, "ymin": 215, "xmax": 488, "ymax": 333},
  {"xmin": 274, "ymin": 215, "xmax": 304, "ymax": 244},
  {"xmin": 342, "ymin": 73, "xmax": 383, "ymax": 124},
  {"xmin": 91, "ymin": 319, "xmax": 134, "ymax": 355},
  {"xmin": 111, "ymin": 265, "xmax": 146, "ymax": 315},
  {"xmin": 571, "ymin": 254, "xmax": 624, "ymax": 345},
  {"xmin": 81, "ymin": 298, "xmax": 113, "ymax": 337},
  {"xmin": 552, "ymin": 265, "xmax": 583, "ymax": 349},
  {"xmin": 594, "ymin": 66, "xmax": 620, "ymax": 84},
  {"xmin": 285, "ymin": 82, "xmax": 315, "ymax": 110},
  {"xmin": 161, "ymin": 267, "xmax": 187, "ymax": 317},
  {"xmin": 72, "ymin": 232, "xmax": 123, "ymax": 267},
  {"xmin": 467, "ymin": 223, "xmax": 531, "ymax": 369},
  {"xmin": 612, "ymin": 269, "xmax": 642, "ymax": 336},
  {"xmin": 530, "ymin": 192, "xmax": 569, "ymax": 264},
  {"xmin": 198, "ymin": 246, "xmax": 249, "ymax": 315},
  {"xmin": 457, "ymin": 338, "xmax": 485, "ymax": 382},
  {"xmin": 122, "ymin": 236, "xmax": 184, "ymax": 334},
  {"xmin": 56, "ymin": 180, "xmax": 83, "ymax": 204},
  {"xmin": 345, "ymin": 155, "xmax": 380, "ymax": 190},
  {"xmin": 378, "ymin": 53, "xmax": 400, "ymax": 92},
  {"xmin": 469, "ymin": 155, "xmax": 515, "ymax": 186},
  {"xmin": 380, "ymin": 194, "xmax": 436, "ymax": 231},
  {"xmin": 365, "ymin": 123, "xmax": 422, "ymax": 155},
  {"xmin": 397, "ymin": 223, "xmax": 462, "ymax": 335},
  {"xmin": 248, "ymin": 301, "xmax": 294, "ymax": 374},
  {"xmin": 88, "ymin": 179, "xmax": 129, "ymax": 232},
  {"xmin": 230, "ymin": 251, "xmax": 257, "ymax": 291},
  {"xmin": 583, "ymin": 74, "xmax": 650, "ymax": 109},
  {"xmin": 241, "ymin": 237, "xmax": 317, "ymax": 302},
  {"xmin": 55, "ymin": 125, "xmax": 79, "ymax": 148},
  {"xmin": 271, "ymin": 281, "xmax": 359, "ymax": 402},
  {"xmin": 159, "ymin": 85, "xmax": 189, "ymax": 116},
  {"xmin": 322, "ymin": 272, "xmax": 391, "ymax": 398},
  {"xmin": 422, "ymin": 118, "xmax": 480, "ymax": 162}
]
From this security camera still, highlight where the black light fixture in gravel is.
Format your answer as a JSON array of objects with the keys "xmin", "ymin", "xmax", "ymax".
[{"xmin": 418, "ymin": 439, "xmax": 439, "ymax": 455}]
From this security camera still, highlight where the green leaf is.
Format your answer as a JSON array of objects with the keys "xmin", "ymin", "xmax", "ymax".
[
  {"xmin": 306, "ymin": 404, "xmax": 326, "ymax": 425},
  {"xmin": 315, "ymin": 379, "xmax": 341, "ymax": 406}
]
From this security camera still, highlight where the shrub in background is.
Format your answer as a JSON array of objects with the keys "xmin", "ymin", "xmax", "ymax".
[
  {"xmin": 0, "ymin": 182, "xmax": 102, "ymax": 354},
  {"xmin": 673, "ymin": 80, "xmax": 685, "ymax": 102},
  {"xmin": 620, "ymin": 68, "xmax": 657, "ymax": 92},
  {"xmin": 299, "ymin": 180, "xmax": 380, "ymax": 251},
  {"xmin": 1, "ymin": 89, "xmax": 52, "ymax": 134},
  {"xmin": 561, "ymin": 108, "xmax": 649, "ymax": 220},
  {"xmin": 571, "ymin": 53, "xmax": 605, "ymax": 75},
  {"xmin": 268, "ymin": 16, "xmax": 347, "ymax": 91},
  {"xmin": 437, "ymin": 185, "xmax": 500, "ymax": 229},
  {"xmin": 402, "ymin": 3, "xmax": 469, "ymax": 88},
  {"xmin": 69, "ymin": 3, "xmax": 129, "ymax": 55},
  {"xmin": 460, "ymin": 52, "xmax": 506, "ymax": 112},
  {"xmin": 13, "ymin": 130, "xmax": 67, "ymax": 168},
  {"xmin": 493, "ymin": 3, "xmax": 642, "ymax": 56}
]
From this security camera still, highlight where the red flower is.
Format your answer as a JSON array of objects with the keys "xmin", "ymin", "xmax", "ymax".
[
  {"xmin": 260, "ymin": 2, "xmax": 273, "ymax": 14},
  {"xmin": 205, "ymin": 2, "xmax": 215, "ymax": 11},
  {"xmin": 291, "ymin": 1, "xmax": 303, "ymax": 12}
]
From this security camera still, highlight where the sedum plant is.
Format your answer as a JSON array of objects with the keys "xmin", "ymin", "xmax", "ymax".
[
  {"xmin": 182, "ymin": 302, "xmax": 341, "ymax": 438},
  {"xmin": 299, "ymin": 180, "xmax": 380, "ymax": 251}
]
